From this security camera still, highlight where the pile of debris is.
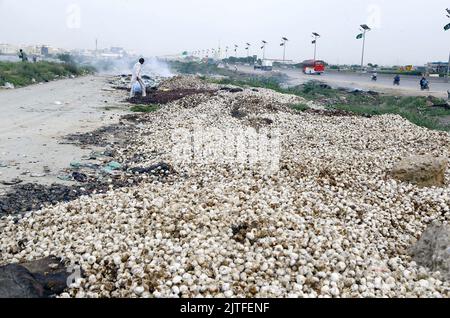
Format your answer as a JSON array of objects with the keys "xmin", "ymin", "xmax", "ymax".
[
  {"xmin": 1, "ymin": 75, "xmax": 449, "ymax": 299},
  {"xmin": 158, "ymin": 75, "xmax": 213, "ymax": 91}
]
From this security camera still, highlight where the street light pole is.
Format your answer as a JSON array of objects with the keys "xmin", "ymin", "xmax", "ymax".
[
  {"xmin": 281, "ymin": 37, "xmax": 288, "ymax": 62},
  {"xmin": 359, "ymin": 24, "xmax": 371, "ymax": 73},
  {"xmin": 360, "ymin": 29, "xmax": 367, "ymax": 72},
  {"xmin": 444, "ymin": 9, "xmax": 450, "ymax": 82},
  {"xmin": 261, "ymin": 41, "xmax": 267, "ymax": 60},
  {"xmin": 312, "ymin": 33, "xmax": 320, "ymax": 61}
]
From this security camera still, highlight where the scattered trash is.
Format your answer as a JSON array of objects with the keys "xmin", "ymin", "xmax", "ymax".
[
  {"xmin": 30, "ymin": 173, "xmax": 46, "ymax": 178},
  {"xmin": 101, "ymin": 87, "xmax": 116, "ymax": 92},
  {"xmin": 130, "ymin": 162, "xmax": 173, "ymax": 176},
  {"xmin": 102, "ymin": 161, "xmax": 123, "ymax": 175},
  {"xmin": 106, "ymin": 161, "xmax": 122, "ymax": 170},
  {"xmin": 57, "ymin": 175, "xmax": 72, "ymax": 181},
  {"xmin": 132, "ymin": 82, "xmax": 143, "ymax": 95},
  {"xmin": 70, "ymin": 162, "xmax": 82, "ymax": 169},
  {"xmin": 110, "ymin": 74, "xmax": 165, "ymax": 91},
  {"xmin": 2, "ymin": 82, "xmax": 15, "ymax": 89},
  {"xmin": 1, "ymin": 178, "xmax": 23, "ymax": 186},
  {"xmin": 72, "ymin": 172, "xmax": 88, "ymax": 183}
]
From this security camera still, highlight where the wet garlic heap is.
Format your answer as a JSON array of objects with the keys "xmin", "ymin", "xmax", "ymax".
[{"xmin": 1, "ymin": 76, "xmax": 449, "ymax": 298}]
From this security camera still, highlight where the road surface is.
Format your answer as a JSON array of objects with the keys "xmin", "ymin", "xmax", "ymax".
[
  {"xmin": 0, "ymin": 76, "xmax": 127, "ymax": 192},
  {"xmin": 238, "ymin": 65, "xmax": 450, "ymax": 99}
]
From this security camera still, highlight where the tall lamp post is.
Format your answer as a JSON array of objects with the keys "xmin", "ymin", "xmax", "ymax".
[
  {"xmin": 312, "ymin": 32, "xmax": 320, "ymax": 61},
  {"xmin": 245, "ymin": 43, "xmax": 251, "ymax": 57},
  {"xmin": 357, "ymin": 24, "xmax": 371, "ymax": 72},
  {"xmin": 280, "ymin": 37, "xmax": 288, "ymax": 62},
  {"xmin": 261, "ymin": 41, "xmax": 268, "ymax": 60}
]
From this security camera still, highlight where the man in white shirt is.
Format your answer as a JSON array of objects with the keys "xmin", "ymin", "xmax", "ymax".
[{"xmin": 130, "ymin": 58, "xmax": 147, "ymax": 98}]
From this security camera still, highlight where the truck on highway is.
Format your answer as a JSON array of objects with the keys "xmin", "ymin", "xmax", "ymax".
[
  {"xmin": 302, "ymin": 60, "xmax": 325, "ymax": 75},
  {"xmin": 254, "ymin": 60, "xmax": 273, "ymax": 71}
]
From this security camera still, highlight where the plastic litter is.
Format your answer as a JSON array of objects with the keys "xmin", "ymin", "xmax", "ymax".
[
  {"xmin": 1, "ymin": 178, "xmax": 23, "ymax": 186},
  {"xmin": 102, "ymin": 161, "xmax": 123, "ymax": 174},
  {"xmin": 72, "ymin": 172, "xmax": 88, "ymax": 183},
  {"xmin": 3, "ymin": 82, "xmax": 15, "ymax": 89},
  {"xmin": 132, "ymin": 82, "xmax": 143, "ymax": 94}
]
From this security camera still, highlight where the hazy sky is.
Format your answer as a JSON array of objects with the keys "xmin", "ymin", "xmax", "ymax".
[{"xmin": 1, "ymin": 0, "xmax": 450, "ymax": 65}]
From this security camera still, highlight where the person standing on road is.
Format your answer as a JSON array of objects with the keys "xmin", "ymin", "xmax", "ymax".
[
  {"xmin": 130, "ymin": 58, "xmax": 147, "ymax": 98},
  {"xmin": 18, "ymin": 49, "xmax": 28, "ymax": 62}
]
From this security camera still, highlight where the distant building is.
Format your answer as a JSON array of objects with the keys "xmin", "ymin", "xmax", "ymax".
[
  {"xmin": 41, "ymin": 46, "xmax": 49, "ymax": 56},
  {"xmin": 0, "ymin": 43, "xmax": 19, "ymax": 55},
  {"xmin": 426, "ymin": 62, "xmax": 448, "ymax": 74}
]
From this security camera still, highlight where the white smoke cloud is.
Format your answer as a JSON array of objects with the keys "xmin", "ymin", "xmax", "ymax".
[{"xmin": 85, "ymin": 56, "xmax": 173, "ymax": 78}]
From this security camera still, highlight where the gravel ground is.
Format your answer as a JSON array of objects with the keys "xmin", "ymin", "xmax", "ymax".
[{"xmin": 0, "ymin": 76, "xmax": 449, "ymax": 298}]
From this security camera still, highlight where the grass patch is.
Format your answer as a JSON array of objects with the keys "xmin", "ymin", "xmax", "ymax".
[
  {"xmin": 0, "ymin": 61, "xmax": 95, "ymax": 87},
  {"xmin": 130, "ymin": 104, "xmax": 159, "ymax": 113},
  {"xmin": 290, "ymin": 103, "xmax": 310, "ymax": 112}
]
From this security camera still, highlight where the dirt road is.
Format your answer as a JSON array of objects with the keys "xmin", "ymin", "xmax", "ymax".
[{"xmin": 0, "ymin": 75, "xmax": 127, "ymax": 192}]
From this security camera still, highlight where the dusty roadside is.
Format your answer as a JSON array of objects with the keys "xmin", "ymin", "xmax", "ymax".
[
  {"xmin": 236, "ymin": 65, "xmax": 450, "ymax": 98},
  {"xmin": 0, "ymin": 75, "xmax": 128, "ymax": 192}
]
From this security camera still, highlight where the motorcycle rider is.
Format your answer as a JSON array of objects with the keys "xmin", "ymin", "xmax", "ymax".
[
  {"xmin": 420, "ymin": 76, "xmax": 429, "ymax": 90},
  {"xmin": 394, "ymin": 75, "xmax": 400, "ymax": 85},
  {"xmin": 371, "ymin": 72, "xmax": 378, "ymax": 81}
]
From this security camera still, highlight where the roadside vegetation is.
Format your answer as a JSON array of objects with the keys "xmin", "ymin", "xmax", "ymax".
[
  {"xmin": 290, "ymin": 103, "xmax": 311, "ymax": 112},
  {"xmin": 169, "ymin": 60, "xmax": 228, "ymax": 76},
  {"xmin": 211, "ymin": 76, "xmax": 450, "ymax": 132},
  {"xmin": 0, "ymin": 61, "xmax": 95, "ymax": 87}
]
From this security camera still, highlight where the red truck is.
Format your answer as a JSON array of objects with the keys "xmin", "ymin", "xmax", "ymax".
[{"xmin": 302, "ymin": 60, "xmax": 325, "ymax": 75}]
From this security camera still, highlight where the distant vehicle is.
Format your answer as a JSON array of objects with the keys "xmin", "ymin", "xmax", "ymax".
[
  {"xmin": 254, "ymin": 60, "xmax": 273, "ymax": 71},
  {"xmin": 420, "ymin": 79, "xmax": 430, "ymax": 91},
  {"xmin": 393, "ymin": 75, "xmax": 400, "ymax": 86},
  {"xmin": 302, "ymin": 60, "xmax": 325, "ymax": 75},
  {"xmin": 371, "ymin": 73, "xmax": 378, "ymax": 81}
]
